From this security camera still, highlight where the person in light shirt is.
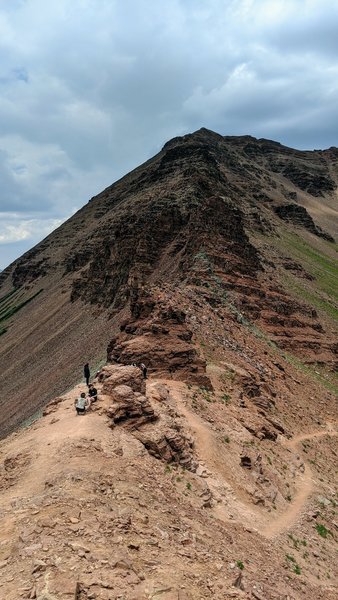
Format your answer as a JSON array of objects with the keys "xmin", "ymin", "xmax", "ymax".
[{"xmin": 74, "ymin": 392, "xmax": 91, "ymax": 415}]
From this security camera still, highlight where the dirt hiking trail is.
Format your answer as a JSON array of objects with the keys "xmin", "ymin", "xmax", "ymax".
[
  {"xmin": 263, "ymin": 425, "xmax": 338, "ymax": 538},
  {"xmin": 0, "ymin": 384, "xmax": 113, "ymax": 506},
  {"xmin": 168, "ymin": 381, "xmax": 338, "ymax": 540}
]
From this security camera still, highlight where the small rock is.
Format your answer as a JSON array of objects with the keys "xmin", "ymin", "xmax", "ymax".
[
  {"xmin": 317, "ymin": 496, "xmax": 331, "ymax": 507},
  {"xmin": 32, "ymin": 559, "xmax": 47, "ymax": 574},
  {"xmin": 70, "ymin": 517, "xmax": 80, "ymax": 524}
]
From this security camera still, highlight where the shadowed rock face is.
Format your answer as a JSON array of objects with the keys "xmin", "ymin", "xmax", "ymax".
[
  {"xmin": 69, "ymin": 190, "xmax": 261, "ymax": 310},
  {"xmin": 270, "ymin": 159, "xmax": 336, "ymax": 197},
  {"xmin": 274, "ymin": 204, "xmax": 334, "ymax": 241}
]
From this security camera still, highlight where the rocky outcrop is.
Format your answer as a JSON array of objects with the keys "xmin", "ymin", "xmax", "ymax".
[
  {"xmin": 100, "ymin": 365, "xmax": 146, "ymax": 395},
  {"xmin": 101, "ymin": 365, "xmax": 197, "ymax": 469},
  {"xmin": 272, "ymin": 160, "xmax": 336, "ymax": 197},
  {"xmin": 70, "ymin": 190, "xmax": 262, "ymax": 309},
  {"xmin": 274, "ymin": 204, "xmax": 334, "ymax": 241},
  {"xmin": 107, "ymin": 289, "xmax": 212, "ymax": 388},
  {"xmin": 107, "ymin": 384, "xmax": 157, "ymax": 430},
  {"xmin": 133, "ymin": 427, "xmax": 196, "ymax": 470},
  {"xmin": 12, "ymin": 259, "xmax": 49, "ymax": 287},
  {"xmin": 100, "ymin": 366, "xmax": 154, "ymax": 429}
]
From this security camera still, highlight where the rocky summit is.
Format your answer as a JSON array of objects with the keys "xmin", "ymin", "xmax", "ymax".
[{"xmin": 0, "ymin": 128, "xmax": 337, "ymax": 599}]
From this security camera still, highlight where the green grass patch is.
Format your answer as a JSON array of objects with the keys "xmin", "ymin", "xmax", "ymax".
[
  {"xmin": 0, "ymin": 289, "xmax": 43, "ymax": 326},
  {"xmin": 282, "ymin": 233, "xmax": 337, "ymax": 288},
  {"xmin": 0, "ymin": 287, "xmax": 18, "ymax": 304},
  {"xmin": 283, "ymin": 351, "xmax": 338, "ymax": 396},
  {"xmin": 198, "ymin": 386, "xmax": 214, "ymax": 402},
  {"xmin": 282, "ymin": 273, "xmax": 337, "ymax": 321},
  {"xmin": 0, "ymin": 290, "xmax": 24, "ymax": 318},
  {"xmin": 220, "ymin": 393, "xmax": 231, "ymax": 404},
  {"xmin": 286, "ymin": 554, "xmax": 301, "ymax": 574},
  {"xmin": 316, "ymin": 523, "xmax": 332, "ymax": 539},
  {"xmin": 286, "ymin": 554, "xmax": 296, "ymax": 563},
  {"xmin": 277, "ymin": 232, "xmax": 338, "ymax": 319},
  {"xmin": 255, "ymin": 230, "xmax": 338, "ymax": 323}
]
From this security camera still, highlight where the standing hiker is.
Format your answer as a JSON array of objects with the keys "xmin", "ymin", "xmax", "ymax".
[
  {"xmin": 84, "ymin": 362, "xmax": 90, "ymax": 386},
  {"xmin": 74, "ymin": 392, "xmax": 91, "ymax": 415},
  {"xmin": 140, "ymin": 362, "xmax": 147, "ymax": 379}
]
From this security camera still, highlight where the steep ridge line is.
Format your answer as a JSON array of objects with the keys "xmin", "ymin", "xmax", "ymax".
[{"xmin": 1, "ymin": 129, "xmax": 338, "ymax": 441}]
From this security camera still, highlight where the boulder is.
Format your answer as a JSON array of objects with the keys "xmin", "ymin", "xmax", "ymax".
[
  {"xmin": 135, "ymin": 427, "xmax": 197, "ymax": 470},
  {"xmin": 101, "ymin": 363, "xmax": 197, "ymax": 470},
  {"xmin": 147, "ymin": 383, "xmax": 170, "ymax": 403},
  {"xmin": 101, "ymin": 365, "xmax": 145, "ymax": 395},
  {"xmin": 105, "ymin": 381, "xmax": 157, "ymax": 429}
]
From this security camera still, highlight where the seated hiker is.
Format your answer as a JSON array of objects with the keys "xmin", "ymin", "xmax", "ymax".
[
  {"xmin": 88, "ymin": 383, "xmax": 98, "ymax": 403},
  {"xmin": 74, "ymin": 392, "xmax": 91, "ymax": 415}
]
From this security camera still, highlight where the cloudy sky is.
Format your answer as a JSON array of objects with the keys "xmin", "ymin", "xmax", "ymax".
[{"xmin": 1, "ymin": 0, "xmax": 338, "ymax": 269}]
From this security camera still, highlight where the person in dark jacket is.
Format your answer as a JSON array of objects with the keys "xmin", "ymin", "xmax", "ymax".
[
  {"xmin": 140, "ymin": 363, "xmax": 147, "ymax": 379},
  {"xmin": 88, "ymin": 383, "xmax": 98, "ymax": 402},
  {"xmin": 84, "ymin": 363, "xmax": 90, "ymax": 386}
]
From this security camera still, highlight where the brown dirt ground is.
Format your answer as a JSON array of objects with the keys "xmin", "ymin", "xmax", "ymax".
[{"xmin": 0, "ymin": 368, "xmax": 337, "ymax": 600}]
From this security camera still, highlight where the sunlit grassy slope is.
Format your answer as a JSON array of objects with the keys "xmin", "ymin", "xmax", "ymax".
[{"xmin": 0, "ymin": 287, "xmax": 43, "ymax": 336}]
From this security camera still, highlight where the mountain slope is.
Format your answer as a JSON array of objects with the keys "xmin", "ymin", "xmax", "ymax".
[{"xmin": 0, "ymin": 128, "xmax": 337, "ymax": 438}]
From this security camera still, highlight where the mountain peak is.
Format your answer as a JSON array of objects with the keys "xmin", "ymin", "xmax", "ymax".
[{"xmin": 0, "ymin": 129, "xmax": 337, "ymax": 437}]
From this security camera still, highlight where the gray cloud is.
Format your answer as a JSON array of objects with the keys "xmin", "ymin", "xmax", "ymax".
[{"xmin": 0, "ymin": 0, "xmax": 338, "ymax": 269}]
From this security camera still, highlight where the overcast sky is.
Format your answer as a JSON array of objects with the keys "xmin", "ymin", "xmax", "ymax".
[{"xmin": 1, "ymin": 0, "xmax": 338, "ymax": 270}]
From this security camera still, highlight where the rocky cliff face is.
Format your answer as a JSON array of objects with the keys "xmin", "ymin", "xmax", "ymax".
[
  {"xmin": 107, "ymin": 287, "xmax": 211, "ymax": 388},
  {"xmin": 0, "ymin": 128, "xmax": 337, "ymax": 436},
  {"xmin": 274, "ymin": 204, "xmax": 334, "ymax": 241}
]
